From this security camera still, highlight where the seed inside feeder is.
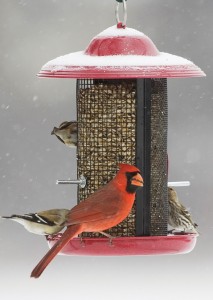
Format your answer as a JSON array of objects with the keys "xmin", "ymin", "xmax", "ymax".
[
  {"xmin": 77, "ymin": 79, "xmax": 136, "ymax": 237},
  {"xmin": 77, "ymin": 78, "xmax": 168, "ymax": 237}
]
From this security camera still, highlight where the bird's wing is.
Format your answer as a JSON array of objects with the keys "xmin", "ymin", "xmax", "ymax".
[
  {"xmin": 179, "ymin": 203, "xmax": 197, "ymax": 226},
  {"xmin": 2, "ymin": 213, "xmax": 37, "ymax": 221},
  {"xmin": 59, "ymin": 121, "xmax": 76, "ymax": 129},
  {"xmin": 55, "ymin": 135, "xmax": 65, "ymax": 144},
  {"xmin": 67, "ymin": 184, "xmax": 122, "ymax": 225},
  {"xmin": 59, "ymin": 121, "xmax": 70, "ymax": 128},
  {"xmin": 2, "ymin": 213, "xmax": 56, "ymax": 226},
  {"xmin": 38, "ymin": 209, "xmax": 69, "ymax": 225},
  {"xmin": 27, "ymin": 213, "xmax": 57, "ymax": 226}
]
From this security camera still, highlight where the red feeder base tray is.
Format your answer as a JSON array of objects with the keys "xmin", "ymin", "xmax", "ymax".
[{"xmin": 46, "ymin": 234, "xmax": 198, "ymax": 256}]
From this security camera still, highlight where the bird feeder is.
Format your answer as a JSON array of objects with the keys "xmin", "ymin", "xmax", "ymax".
[{"xmin": 40, "ymin": 1, "xmax": 205, "ymax": 256}]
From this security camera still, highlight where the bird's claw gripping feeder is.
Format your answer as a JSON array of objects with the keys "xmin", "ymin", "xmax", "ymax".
[{"xmin": 40, "ymin": 0, "xmax": 205, "ymax": 255}]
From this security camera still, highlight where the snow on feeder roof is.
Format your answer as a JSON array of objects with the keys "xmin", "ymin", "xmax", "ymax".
[{"xmin": 38, "ymin": 25, "xmax": 205, "ymax": 79}]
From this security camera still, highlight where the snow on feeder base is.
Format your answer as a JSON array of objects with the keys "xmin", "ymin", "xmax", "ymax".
[{"xmin": 38, "ymin": 24, "xmax": 205, "ymax": 255}]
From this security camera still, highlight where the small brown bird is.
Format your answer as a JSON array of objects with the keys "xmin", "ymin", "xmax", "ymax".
[
  {"xmin": 1, "ymin": 209, "xmax": 69, "ymax": 236},
  {"xmin": 51, "ymin": 121, "xmax": 77, "ymax": 147},
  {"xmin": 168, "ymin": 187, "xmax": 198, "ymax": 234}
]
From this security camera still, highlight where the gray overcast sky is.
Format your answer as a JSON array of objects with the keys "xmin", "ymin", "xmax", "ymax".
[{"xmin": 0, "ymin": 1, "xmax": 212, "ymax": 299}]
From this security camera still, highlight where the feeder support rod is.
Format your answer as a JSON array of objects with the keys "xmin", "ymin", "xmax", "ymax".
[
  {"xmin": 168, "ymin": 181, "xmax": 190, "ymax": 187},
  {"xmin": 56, "ymin": 175, "xmax": 86, "ymax": 188}
]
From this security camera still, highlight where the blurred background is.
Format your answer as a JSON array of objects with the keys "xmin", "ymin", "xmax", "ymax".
[{"xmin": 0, "ymin": 0, "xmax": 212, "ymax": 299}]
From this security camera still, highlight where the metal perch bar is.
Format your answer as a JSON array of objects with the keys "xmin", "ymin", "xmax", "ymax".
[
  {"xmin": 56, "ymin": 175, "xmax": 86, "ymax": 188},
  {"xmin": 168, "ymin": 181, "xmax": 190, "ymax": 187}
]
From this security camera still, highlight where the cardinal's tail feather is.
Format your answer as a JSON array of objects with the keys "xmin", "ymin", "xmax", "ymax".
[{"xmin": 31, "ymin": 224, "xmax": 83, "ymax": 278}]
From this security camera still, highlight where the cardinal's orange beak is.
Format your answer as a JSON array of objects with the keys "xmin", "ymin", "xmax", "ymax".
[{"xmin": 131, "ymin": 173, "xmax": 144, "ymax": 187}]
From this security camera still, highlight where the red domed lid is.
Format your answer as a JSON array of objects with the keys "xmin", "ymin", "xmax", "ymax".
[
  {"xmin": 38, "ymin": 25, "xmax": 205, "ymax": 79},
  {"xmin": 85, "ymin": 30, "xmax": 159, "ymax": 56}
]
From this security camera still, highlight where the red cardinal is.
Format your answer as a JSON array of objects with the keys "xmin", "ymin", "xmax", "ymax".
[{"xmin": 31, "ymin": 164, "xmax": 143, "ymax": 278}]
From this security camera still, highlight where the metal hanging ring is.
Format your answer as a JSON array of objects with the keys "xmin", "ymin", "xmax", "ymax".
[{"xmin": 115, "ymin": 0, "xmax": 127, "ymax": 28}]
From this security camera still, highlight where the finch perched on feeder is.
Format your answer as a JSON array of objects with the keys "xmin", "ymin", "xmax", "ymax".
[
  {"xmin": 1, "ymin": 209, "xmax": 69, "ymax": 236},
  {"xmin": 31, "ymin": 163, "xmax": 143, "ymax": 278},
  {"xmin": 168, "ymin": 187, "xmax": 198, "ymax": 234},
  {"xmin": 51, "ymin": 121, "xmax": 77, "ymax": 147}
]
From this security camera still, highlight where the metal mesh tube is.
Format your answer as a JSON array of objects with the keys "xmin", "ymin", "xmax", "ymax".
[
  {"xmin": 135, "ymin": 79, "xmax": 168, "ymax": 236},
  {"xmin": 76, "ymin": 78, "xmax": 168, "ymax": 237},
  {"xmin": 77, "ymin": 79, "xmax": 136, "ymax": 237},
  {"xmin": 150, "ymin": 78, "xmax": 168, "ymax": 235}
]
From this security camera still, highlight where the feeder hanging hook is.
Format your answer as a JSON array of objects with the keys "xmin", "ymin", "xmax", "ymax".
[{"xmin": 115, "ymin": 0, "xmax": 127, "ymax": 28}]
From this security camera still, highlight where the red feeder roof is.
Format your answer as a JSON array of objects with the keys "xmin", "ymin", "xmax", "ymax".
[{"xmin": 38, "ymin": 25, "xmax": 205, "ymax": 79}]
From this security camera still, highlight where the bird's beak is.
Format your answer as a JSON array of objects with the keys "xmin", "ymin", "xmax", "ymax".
[{"xmin": 131, "ymin": 173, "xmax": 143, "ymax": 187}]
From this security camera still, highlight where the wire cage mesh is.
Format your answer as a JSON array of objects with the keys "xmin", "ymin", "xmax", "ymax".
[
  {"xmin": 77, "ymin": 79, "xmax": 136, "ymax": 237},
  {"xmin": 77, "ymin": 78, "xmax": 168, "ymax": 238},
  {"xmin": 149, "ymin": 79, "xmax": 168, "ymax": 235}
]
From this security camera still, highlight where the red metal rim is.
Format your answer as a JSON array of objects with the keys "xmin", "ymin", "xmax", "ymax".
[
  {"xmin": 47, "ymin": 234, "xmax": 198, "ymax": 256},
  {"xmin": 38, "ymin": 65, "xmax": 205, "ymax": 79}
]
